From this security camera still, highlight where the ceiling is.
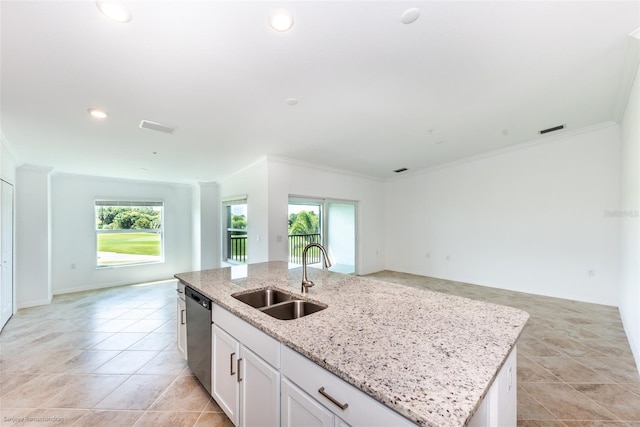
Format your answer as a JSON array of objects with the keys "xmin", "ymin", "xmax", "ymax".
[{"xmin": 1, "ymin": 1, "xmax": 639, "ymax": 183}]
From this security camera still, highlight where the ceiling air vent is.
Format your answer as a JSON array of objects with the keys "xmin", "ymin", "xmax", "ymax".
[
  {"xmin": 538, "ymin": 124, "xmax": 565, "ymax": 135},
  {"xmin": 394, "ymin": 167, "xmax": 408, "ymax": 173},
  {"xmin": 139, "ymin": 120, "xmax": 176, "ymax": 134}
]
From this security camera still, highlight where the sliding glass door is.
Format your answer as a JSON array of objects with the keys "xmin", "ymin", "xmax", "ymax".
[{"xmin": 288, "ymin": 198, "xmax": 356, "ymax": 274}]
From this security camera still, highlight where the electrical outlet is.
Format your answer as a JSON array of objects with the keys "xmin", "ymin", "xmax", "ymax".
[{"xmin": 588, "ymin": 269, "xmax": 595, "ymax": 277}]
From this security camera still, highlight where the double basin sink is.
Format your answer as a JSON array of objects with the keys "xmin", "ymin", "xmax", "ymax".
[{"xmin": 232, "ymin": 288, "xmax": 326, "ymax": 320}]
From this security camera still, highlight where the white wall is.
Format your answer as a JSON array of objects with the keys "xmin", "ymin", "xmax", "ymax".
[
  {"xmin": 219, "ymin": 158, "xmax": 270, "ymax": 264},
  {"xmin": 198, "ymin": 181, "xmax": 221, "ymax": 270},
  {"xmin": 619, "ymin": 63, "xmax": 640, "ymax": 369},
  {"xmin": 16, "ymin": 165, "xmax": 53, "ymax": 307},
  {"xmin": 385, "ymin": 123, "xmax": 621, "ymax": 305},
  {"xmin": 217, "ymin": 156, "xmax": 386, "ymax": 274},
  {"xmin": 266, "ymin": 156, "xmax": 386, "ymax": 275},
  {"xmin": 50, "ymin": 173, "xmax": 193, "ymax": 294}
]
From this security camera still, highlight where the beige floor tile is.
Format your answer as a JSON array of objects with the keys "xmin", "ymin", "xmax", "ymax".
[
  {"xmin": 517, "ymin": 420, "xmax": 567, "ymax": 427},
  {"xmin": 530, "ymin": 356, "xmax": 613, "ymax": 384},
  {"xmin": 195, "ymin": 412, "xmax": 234, "ymax": 427},
  {"xmin": 136, "ymin": 349, "xmax": 187, "ymax": 376},
  {"xmin": 72, "ymin": 409, "xmax": 143, "ymax": 426},
  {"xmin": 52, "ymin": 350, "xmax": 120, "ymax": 374},
  {"xmin": 572, "ymin": 383, "xmax": 640, "ymax": 421},
  {"xmin": 0, "ymin": 373, "xmax": 40, "ymax": 397},
  {"xmin": 121, "ymin": 319, "xmax": 168, "ymax": 333},
  {"xmin": 521, "ymin": 382, "xmax": 618, "ymax": 421},
  {"xmin": 1, "ymin": 374, "xmax": 71, "ymax": 408},
  {"xmin": 203, "ymin": 398, "xmax": 225, "ymax": 413},
  {"xmin": 133, "ymin": 411, "xmax": 200, "ymax": 427},
  {"xmin": 40, "ymin": 374, "xmax": 129, "ymax": 409},
  {"xmin": 95, "ymin": 374, "xmax": 175, "ymax": 410},
  {"xmin": 517, "ymin": 387, "xmax": 557, "ymax": 420},
  {"xmin": 148, "ymin": 375, "xmax": 210, "ymax": 412},
  {"xmin": 127, "ymin": 333, "xmax": 175, "ymax": 351},
  {"xmin": 574, "ymin": 357, "xmax": 640, "ymax": 384},
  {"xmin": 90, "ymin": 333, "xmax": 147, "ymax": 351},
  {"xmin": 4, "ymin": 408, "xmax": 89, "ymax": 426},
  {"xmin": 517, "ymin": 355, "xmax": 561, "ymax": 382},
  {"xmin": 92, "ymin": 350, "xmax": 159, "ymax": 374}
]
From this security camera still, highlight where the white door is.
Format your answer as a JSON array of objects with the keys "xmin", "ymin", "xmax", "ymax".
[
  {"xmin": 240, "ymin": 346, "xmax": 280, "ymax": 427},
  {"xmin": 213, "ymin": 324, "xmax": 240, "ymax": 425},
  {"xmin": 0, "ymin": 180, "xmax": 14, "ymax": 330},
  {"xmin": 281, "ymin": 378, "xmax": 333, "ymax": 427}
]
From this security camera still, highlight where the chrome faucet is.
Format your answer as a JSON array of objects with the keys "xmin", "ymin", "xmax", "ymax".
[{"xmin": 301, "ymin": 243, "xmax": 332, "ymax": 294}]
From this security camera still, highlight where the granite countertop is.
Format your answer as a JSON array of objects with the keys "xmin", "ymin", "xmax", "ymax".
[{"xmin": 175, "ymin": 261, "xmax": 529, "ymax": 427}]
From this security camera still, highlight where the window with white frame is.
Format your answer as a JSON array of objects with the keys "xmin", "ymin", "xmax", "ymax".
[
  {"xmin": 95, "ymin": 200, "xmax": 164, "ymax": 267},
  {"xmin": 222, "ymin": 196, "xmax": 248, "ymax": 264}
]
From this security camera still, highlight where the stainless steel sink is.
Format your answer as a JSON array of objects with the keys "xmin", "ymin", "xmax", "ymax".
[
  {"xmin": 261, "ymin": 300, "xmax": 327, "ymax": 320},
  {"xmin": 232, "ymin": 288, "xmax": 297, "ymax": 309},
  {"xmin": 232, "ymin": 288, "xmax": 327, "ymax": 320}
]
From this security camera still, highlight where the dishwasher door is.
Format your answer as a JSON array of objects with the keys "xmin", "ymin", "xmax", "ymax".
[{"xmin": 185, "ymin": 286, "xmax": 212, "ymax": 395}]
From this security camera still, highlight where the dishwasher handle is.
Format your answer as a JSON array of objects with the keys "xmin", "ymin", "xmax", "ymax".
[{"xmin": 185, "ymin": 286, "xmax": 212, "ymax": 310}]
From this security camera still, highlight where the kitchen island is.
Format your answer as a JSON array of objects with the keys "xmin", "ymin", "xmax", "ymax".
[{"xmin": 175, "ymin": 261, "xmax": 529, "ymax": 427}]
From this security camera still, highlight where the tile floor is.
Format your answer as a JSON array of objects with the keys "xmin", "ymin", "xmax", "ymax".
[
  {"xmin": 0, "ymin": 281, "xmax": 232, "ymax": 427},
  {"xmin": 1, "ymin": 273, "xmax": 639, "ymax": 426},
  {"xmin": 366, "ymin": 271, "xmax": 640, "ymax": 427}
]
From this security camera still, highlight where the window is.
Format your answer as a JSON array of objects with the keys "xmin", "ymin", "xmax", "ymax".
[
  {"xmin": 95, "ymin": 201, "xmax": 164, "ymax": 267},
  {"xmin": 223, "ymin": 196, "xmax": 247, "ymax": 264}
]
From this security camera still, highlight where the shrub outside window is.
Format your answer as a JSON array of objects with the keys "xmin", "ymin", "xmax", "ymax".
[{"xmin": 95, "ymin": 201, "xmax": 164, "ymax": 267}]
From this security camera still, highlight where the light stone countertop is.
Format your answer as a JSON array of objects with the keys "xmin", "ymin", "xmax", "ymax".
[{"xmin": 175, "ymin": 261, "xmax": 529, "ymax": 427}]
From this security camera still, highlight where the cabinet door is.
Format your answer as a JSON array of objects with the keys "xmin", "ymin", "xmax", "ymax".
[
  {"xmin": 213, "ymin": 324, "xmax": 240, "ymax": 425},
  {"xmin": 491, "ymin": 347, "xmax": 517, "ymax": 427},
  {"xmin": 176, "ymin": 296, "xmax": 187, "ymax": 359},
  {"xmin": 240, "ymin": 346, "xmax": 280, "ymax": 427},
  {"xmin": 281, "ymin": 378, "xmax": 333, "ymax": 427}
]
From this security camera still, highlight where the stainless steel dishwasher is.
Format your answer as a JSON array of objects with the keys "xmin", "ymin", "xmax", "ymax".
[{"xmin": 185, "ymin": 286, "xmax": 212, "ymax": 395}]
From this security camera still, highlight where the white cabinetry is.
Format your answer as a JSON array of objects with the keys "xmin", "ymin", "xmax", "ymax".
[
  {"xmin": 281, "ymin": 345, "xmax": 412, "ymax": 427},
  {"xmin": 212, "ymin": 324, "xmax": 240, "ymax": 424},
  {"xmin": 176, "ymin": 281, "xmax": 187, "ymax": 359},
  {"xmin": 281, "ymin": 378, "xmax": 334, "ymax": 427},
  {"xmin": 468, "ymin": 347, "xmax": 517, "ymax": 427},
  {"xmin": 212, "ymin": 304, "xmax": 280, "ymax": 427}
]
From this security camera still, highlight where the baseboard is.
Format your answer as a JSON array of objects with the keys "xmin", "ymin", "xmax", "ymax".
[
  {"xmin": 17, "ymin": 297, "xmax": 53, "ymax": 309},
  {"xmin": 53, "ymin": 277, "xmax": 177, "ymax": 296}
]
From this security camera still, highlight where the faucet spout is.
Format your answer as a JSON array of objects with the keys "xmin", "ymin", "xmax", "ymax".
[{"xmin": 301, "ymin": 243, "xmax": 332, "ymax": 294}]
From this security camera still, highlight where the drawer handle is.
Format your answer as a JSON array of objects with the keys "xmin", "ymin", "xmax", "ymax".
[
  {"xmin": 230, "ymin": 352, "xmax": 236, "ymax": 376},
  {"xmin": 176, "ymin": 289, "xmax": 184, "ymax": 294},
  {"xmin": 180, "ymin": 309, "xmax": 185, "ymax": 325},
  {"xmin": 318, "ymin": 387, "xmax": 349, "ymax": 411},
  {"xmin": 237, "ymin": 358, "xmax": 243, "ymax": 383}
]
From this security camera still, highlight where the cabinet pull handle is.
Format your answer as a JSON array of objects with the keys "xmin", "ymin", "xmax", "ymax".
[
  {"xmin": 230, "ymin": 352, "xmax": 236, "ymax": 376},
  {"xmin": 318, "ymin": 387, "xmax": 349, "ymax": 410},
  {"xmin": 176, "ymin": 288, "xmax": 183, "ymax": 294},
  {"xmin": 237, "ymin": 358, "xmax": 243, "ymax": 383},
  {"xmin": 180, "ymin": 309, "xmax": 185, "ymax": 325}
]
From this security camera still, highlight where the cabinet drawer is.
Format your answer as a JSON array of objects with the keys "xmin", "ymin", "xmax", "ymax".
[
  {"xmin": 281, "ymin": 345, "xmax": 415, "ymax": 427},
  {"xmin": 213, "ymin": 303, "xmax": 280, "ymax": 368}
]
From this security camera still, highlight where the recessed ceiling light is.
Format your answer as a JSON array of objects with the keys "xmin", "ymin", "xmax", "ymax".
[
  {"xmin": 88, "ymin": 108, "xmax": 108, "ymax": 119},
  {"xmin": 401, "ymin": 8, "xmax": 420, "ymax": 24},
  {"xmin": 269, "ymin": 10, "xmax": 294, "ymax": 32},
  {"xmin": 96, "ymin": 2, "xmax": 132, "ymax": 23},
  {"xmin": 286, "ymin": 98, "xmax": 298, "ymax": 106}
]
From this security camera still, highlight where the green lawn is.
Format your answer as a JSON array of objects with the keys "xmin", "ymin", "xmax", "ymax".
[{"xmin": 97, "ymin": 232, "xmax": 161, "ymax": 256}]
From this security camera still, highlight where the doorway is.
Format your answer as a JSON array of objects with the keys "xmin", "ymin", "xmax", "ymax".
[
  {"xmin": 1, "ymin": 180, "xmax": 14, "ymax": 330},
  {"xmin": 288, "ymin": 197, "xmax": 357, "ymax": 274}
]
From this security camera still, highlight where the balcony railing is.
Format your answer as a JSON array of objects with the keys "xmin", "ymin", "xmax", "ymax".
[
  {"xmin": 228, "ymin": 234, "xmax": 247, "ymax": 263},
  {"xmin": 227, "ymin": 233, "xmax": 321, "ymax": 265},
  {"xmin": 288, "ymin": 233, "xmax": 321, "ymax": 265}
]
